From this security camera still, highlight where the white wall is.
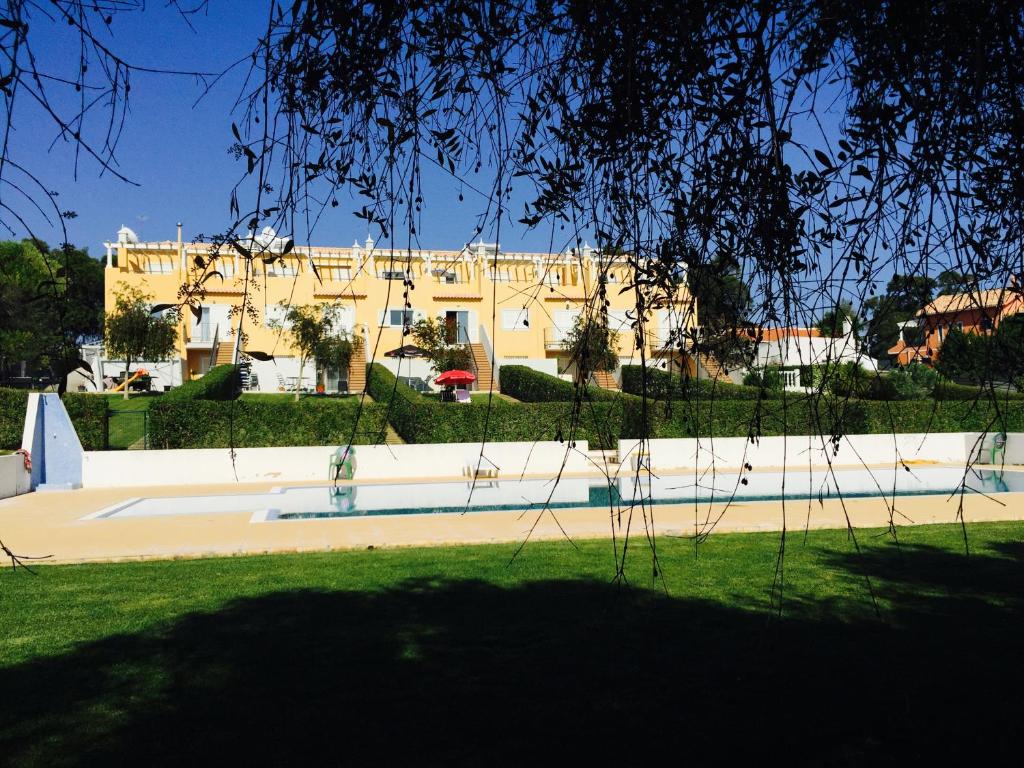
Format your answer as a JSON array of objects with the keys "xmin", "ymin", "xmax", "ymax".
[
  {"xmin": 99, "ymin": 357, "xmax": 183, "ymax": 392},
  {"xmin": 618, "ymin": 432, "xmax": 984, "ymax": 473},
  {"xmin": 81, "ymin": 440, "xmax": 591, "ymax": 488},
  {"xmin": 0, "ymin": 454, "xmax": 31, "ymax": 499}
]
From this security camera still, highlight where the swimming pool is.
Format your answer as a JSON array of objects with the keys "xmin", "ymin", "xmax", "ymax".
[{"xmin": 85, "ymin": 466, "xmax": 1022, "ymax": 522}]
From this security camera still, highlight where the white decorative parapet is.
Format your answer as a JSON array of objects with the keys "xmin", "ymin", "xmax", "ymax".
[
  {"xmin": 0, "ymin": 454, "xmax": 31, "ymax": 500},
  {"xmin": 617, "ymin": 432, "xmax": 1017, "ymax": 473},
  {"xmin": 80, "ymin": 440, "xmax": 590, "ymax": 488}
]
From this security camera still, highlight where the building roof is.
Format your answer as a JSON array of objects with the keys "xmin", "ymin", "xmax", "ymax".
[
  {"xmin": 917, "ymin": 289, "xmax": 1014, "ymax": 317},
  {"xmin": 746, "ymin": 327, "xmax": 823, "ymax": 342}
]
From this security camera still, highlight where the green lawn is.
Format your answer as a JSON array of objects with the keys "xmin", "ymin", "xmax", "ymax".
[
  {"xmin": 1, "ymin": 521, "xmax": 1022, "ymax": 763},
  {"xmin": 102, "ymin": 393, "xmax": 162, "ymax": 449},
  {"xmin": 239, "ymin": 392, "xmax": 363, "ymax": 402},
  {"xmin": 421, "ymin": 391, "xmax": 518, "ymax": 403}
]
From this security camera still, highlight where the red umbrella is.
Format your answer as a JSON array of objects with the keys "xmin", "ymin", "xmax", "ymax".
[{"xmin": 435, "ymin": 369, "xmax": 476, "ymax": 385}]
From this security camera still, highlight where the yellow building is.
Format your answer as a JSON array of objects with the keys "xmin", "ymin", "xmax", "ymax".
[{"xmin": 97, "ymin": 225, "xmax": 698, "ymax": 393}]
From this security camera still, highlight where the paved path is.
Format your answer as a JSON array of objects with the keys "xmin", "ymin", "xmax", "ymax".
[{"xmin": 1, "ymin": 468, "xmax": 1022, "ymax": 565}]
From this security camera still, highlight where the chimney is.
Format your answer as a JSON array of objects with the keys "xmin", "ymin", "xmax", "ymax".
[
  {"xmin": 364, "ymin": 234, "xmax": 374, "ymax": 253},
  {"xmin": 177, "ymin": 222, "xmax": 184, "ymax": 272},
  {"xmin": 842, "ymin": 318, "xmax": 853, "ymax": 337}
]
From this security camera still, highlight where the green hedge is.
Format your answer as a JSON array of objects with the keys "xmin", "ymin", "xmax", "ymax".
[
  {"xmin": 620, "ymin": 365, "xmax": 766, "ymax": 400},
  {"xmin": 148, "ymin": 399, "xmax": 391, "ymax": 449},
  {"xmin": 0, "ymin": 388, "xmax": 107, "ymax": 450},
  {"xmin": 161, "ymin": 364, "xmax": 239, "ymax": 402},
  {"xmin": 498, "ymin": 365, "xmax": 619, "ymax": 402},
  {"xmin": 933, "ymin": 381, "xmax": 1024, "ymax": 401},
  {"xmin": 368, "ymin": 363, "xmax": 626, "ymax": 448},
  {"xmin": 636, "ymin": 396, "xmax": 1024, "ymax": 439}
]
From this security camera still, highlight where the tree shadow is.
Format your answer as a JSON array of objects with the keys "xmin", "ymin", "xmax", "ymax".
[{"xmin": 2, "ymin": 544, "xmax": 1023, "ymax": 765}]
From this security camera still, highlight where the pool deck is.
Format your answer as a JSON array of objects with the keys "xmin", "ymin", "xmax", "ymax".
[{"xmin": 1, "ymin": 466, "xmax": 1022, "ymax": 565}]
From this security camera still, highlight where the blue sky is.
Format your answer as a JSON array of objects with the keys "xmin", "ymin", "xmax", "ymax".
[{"xmin": 15, "ymin": 3, "xmax": 565, "ymax": 257}]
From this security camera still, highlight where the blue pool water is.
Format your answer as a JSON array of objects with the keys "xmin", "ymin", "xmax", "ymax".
[{"xmin": 88, "ymin": 466, "xmax": 1022, "ymax": 522}]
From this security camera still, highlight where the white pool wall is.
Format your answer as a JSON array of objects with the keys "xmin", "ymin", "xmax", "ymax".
[
  {"xmin": 0, "ymin": 453, "xmax": 31, "ymax": 499},
  {"xmin": 80, "ymin": 440, "xmax": 591, "ymax": 488},
  {"xmin": 617, "ymin": 432, "xmax": 1021, "ymax": 473}
]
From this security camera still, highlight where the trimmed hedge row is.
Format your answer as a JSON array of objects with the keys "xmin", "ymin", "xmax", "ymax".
[
  {"xmin": 367, "ymin": 363, "xmax": 626, "ymax": 448},
  {"xmin": 498, "ymin": 365, "xmax": 619, "ymax": 402},
  {"xmin": 160, "ymin": 364, "xmax": 239, "ymax": 402},
  {"xmin": 0, "ymin": 388, "xmax": 108, "ymax": 450},
  {"xmin": 620, "ymin": 365, "xmax": 767, "ymax": 401},
  {"xmin": 636, "ymin": 396, "xmax": 1024, "ymax": 439},
  {"xmin": 148, "ymin": 399, "xmax": 391, "ymax": 449},
  {"xmin": 932, "ymin": 381, "xmax": 1024, "ymax": 401}
]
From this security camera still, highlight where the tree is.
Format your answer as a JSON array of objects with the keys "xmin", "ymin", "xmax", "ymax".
[
  {"xmin": 561, "ymin": 313, "xmax": 619, "ymax": 387},
  {"xmin": 104, "ymin": 285, "xmax": 178, "ymax": 399},
  {"xmin": 863, "ymin": 275, "xmax": 937, "ymax": 360},
  {"xmin": 816, "ymin": 301, "xmax": 862, "ymax": 339},
  {"xmin": 275, "ymin": 304, "xmax": 363, "ymax": 398},
  {"xmin": 935, "ymin": 327, "xmax": 984, "ymax": 383},
  {"xmin": 0, "ymin": 240, "xmax": 104, "ymax": 385},
  {"xmin": 410, "ymin": 316, "xmax": 474, "ymax": 377}
]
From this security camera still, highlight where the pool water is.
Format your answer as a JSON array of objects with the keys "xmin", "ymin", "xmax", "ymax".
[{"xmin": 87, "ymin": 466, "xmax": 1022, "ymax": 522}]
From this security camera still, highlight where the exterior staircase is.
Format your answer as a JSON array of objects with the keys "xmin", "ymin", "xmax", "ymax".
[
  {"xmin": 698, "ymin": 353, "xmax": 728, "ymax": 381},
  {"xmin": 591, "ymin": 369, "xmax": 619, "ymax": 389},
  {"xmin": 469, "ymin": 343, "xmax": 493, "ymax": 391},
  {"xmin": 347, "ymin": 345, "xmax": 367, "ymax": 393},
  {"xmin": 215, "ymin": 341, "xmax": 235, "ymax": 367}
]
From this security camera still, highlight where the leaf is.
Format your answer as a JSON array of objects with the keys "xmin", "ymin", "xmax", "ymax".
[
  {"xmin": 201, "ymin": 271, "xmax": 224, "ymax": 284},
  {"xmin": 76, "ymin": 358, "xmax": 93, "ymax": 374},
  {"xmin": 151, "ymin": 303, "xmax": 175, "ymax": 314},
  {"xmin": 814, "ymin": 149, "xmax": 832, "ymax": 168},
  {"xmin": 245, "ymin": 350, "xmax": 274, "ymax": 361},
  {"xmin": 281, "ymin": 238, "xmax": 294, "ymax": 256},
  {"xmin": 231, "ymin": 122, "xmax": 241, "ymax": 141},
  {"xmin": 194, "ymin": 255, "xmax": 206, "ymax": 268},
  {"xmin": 190, "ymin": 304, "xmax": 203, "ymax": 322}
]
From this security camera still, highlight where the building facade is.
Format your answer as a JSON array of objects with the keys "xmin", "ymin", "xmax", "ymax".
[
  {"xmin": 888, "ymin": 286, "xmax": 1024, "ymax": 366},
  {"xmin": 98, "ymin": 226, "xmax": 697, "ymax": 393}
]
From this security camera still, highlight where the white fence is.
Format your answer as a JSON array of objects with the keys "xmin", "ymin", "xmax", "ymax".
[
  {"xmin": 617, "ymin": 432, "xmax": 1013, "ymax": 474},
  {"xmin": 80, "ymin": 440, "xmax": 591, "ymax": 488}
]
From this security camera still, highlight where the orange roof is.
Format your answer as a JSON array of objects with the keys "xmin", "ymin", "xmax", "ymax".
[
  {"xmin": 752, "ymin": 327, "xmax": 823, "ymax": 342},
  {"xmin": 917, "ymin": 289, "xmax": 1017, "ymax": 317}
]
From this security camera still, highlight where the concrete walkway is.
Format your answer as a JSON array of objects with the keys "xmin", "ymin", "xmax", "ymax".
[{"xmin": 1, "ymin": 469, "xmax": 1022, "ymax": 565}]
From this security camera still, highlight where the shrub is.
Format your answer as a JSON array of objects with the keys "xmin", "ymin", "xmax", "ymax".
[
  {"xmin": 825, "ymin": 362, "xmax": 874, "ymax": 398},
  {"xmin": 369, "ymin": 363, "xmax": 627, "ymax": 448},
  {"xmin": 148, "ymin": 399, "xmax": 390, "ymax": 449},
  {"xmin": 161, "ymin": 364, "xmax": 239, "ymax": 403},
  {"xmin": 498, "ymin": 365, "xmax": 618, "ymax": 402},
  {"xmin": 638, "ymin": 394, "xmax": 1024, "ymax": 439},
  {"xmin": 0, "ymin": 389, "xmax": 29, "ymax": 449},
  {"xmin": 742, "ymin": 366, "xmax": 788, "ymax": 392},
  {"xmin": 932, "ymin": 381, "xmax": 1024, "ymax": 401},
  {"xmin": 871, "ymin": 363, "xmax": 939, "ymax": 400},
  {"xmin": 621, "ymin": 365, "xmax": 765, "ymax": 400},
  {"xmin": 0, "ymin": 388, "xmax": 106, "ymax": 450}
]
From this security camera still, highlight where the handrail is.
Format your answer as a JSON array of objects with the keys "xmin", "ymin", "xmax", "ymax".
[{"xmin": 207, "ymin": 323, "xmax": 220, "ymax": 371}]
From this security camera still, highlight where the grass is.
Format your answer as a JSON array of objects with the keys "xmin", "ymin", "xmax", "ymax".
[
  {"xmin": 1, "ymin": 521, "xmax": 1022, "ymax": 763},
  {"xmin": 239, "ymin": 392, "xmax": 362, "ymax": 402},
  {"xmin": 102, "ymin": 393, "xmax": 162, "ymax": 449},
  {"xmin": 421, "ymin": 391, "xmax": 518, "ymax": 403}
]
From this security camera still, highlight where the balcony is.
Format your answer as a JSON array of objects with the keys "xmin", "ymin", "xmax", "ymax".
[
  {"xmin": 186, "ymin": 322, "xmax": 218, "ymax": 349},
  {"xmin": 544, "ymin": 327, "xmax": 567, "ymax": 351}
]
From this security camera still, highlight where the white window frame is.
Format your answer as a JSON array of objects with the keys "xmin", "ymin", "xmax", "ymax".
[{"xmin": 502, "ymin": 308, "xmax": 530, "ymax": 331}]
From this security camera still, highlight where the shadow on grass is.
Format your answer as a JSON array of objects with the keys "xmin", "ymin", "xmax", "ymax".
[{"xmin": 2, "ymin": 541, "xmax": 1023, "ymax": 765}]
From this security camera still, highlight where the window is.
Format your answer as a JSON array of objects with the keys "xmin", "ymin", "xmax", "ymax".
[
  {"xmin": 381, "ymin": 269, "xmax": 407, "ymax": 281},
  {"xmin": 443, "ymin": 271, "xmax": 459, "ymax": 284},
  {"xmin": 937, "ymin": 324, "xmax": 945, "ymax": 342},
  {"xmin": 385, "ymin": 308, "xmax": 415, "ymax": 328},
  {"xmin": 502, "ymin": 308, "xmax": 530, "ymax": 331}
]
